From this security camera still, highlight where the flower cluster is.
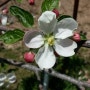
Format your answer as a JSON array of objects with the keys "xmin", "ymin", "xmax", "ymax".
[{"xmin": 24, "ymin": 11, "xmax": 78, "ymax": 69}]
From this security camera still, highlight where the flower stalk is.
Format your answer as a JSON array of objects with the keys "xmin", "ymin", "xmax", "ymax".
[{"xmin": 43, "ymin": 71, "xmax": 49, "ymax": 90}]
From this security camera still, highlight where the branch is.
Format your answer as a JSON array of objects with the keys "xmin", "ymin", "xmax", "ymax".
[
  {"xmin": 0, "ymin": 25, "xmax": 9, "ymax": 31},
  {"xmin": 82, "ymin": 40, "xmax": 90, "ymax": 48},
  {"xmin": 0, "ymin": 57, "xmax": 90, "ymax": 89},
  {"xmin": 46, "ymin": 69, "xmax": 90, "ymax": 88},
  {"xmin": 0, "ymin": 57, "xmax": 40, "ymax": 72}
]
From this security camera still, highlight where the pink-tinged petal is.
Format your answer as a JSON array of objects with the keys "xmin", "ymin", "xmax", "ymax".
[
  {"xmin": 54, "ymin": 38, "xmax": 77, "ymax": 57},
  {"xmin": 35, "ymin": 44, "xmax": 56, "ymax": 69},
  {"xmin": 57, "ymin": 18, "xmax": 78, "ymax": 31},
  {"xmin": 23, "ymin": 31, "xmax": 44, "ymax": 48},
  {"xmin": 38, "ymin": 11, "xmax": 57, "ymax": 34},
  {"xmin": 55, "ymin": 28, "xmax": 73, "ymax": 39}
]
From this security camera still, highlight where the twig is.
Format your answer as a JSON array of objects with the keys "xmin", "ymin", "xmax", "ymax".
[
  {"xmin": 0, "ymin": 25, "xmax": 9, "ymax": 31},
  {"xmin": 0, "ymin": 57, "xmax": 90, "ymax": 89},
  {"xmin": 46, "ymin": 69, "xmax": 90, "ymax": 88},
  {"xmin": 82, "ymin": 40, "xmax": 90, "ymax": 48}
]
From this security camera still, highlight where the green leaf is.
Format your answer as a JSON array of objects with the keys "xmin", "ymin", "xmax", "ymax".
[
  {"xmin": 10, "ymin": 6, "xmax": 34, "ymax": 27},
  {"xmin": 41, "ymin": 0, "xmax": 59, "ymax": 12},
  {"xmin": 80, "ymin": 33, "xmax": 87, "ymax": 40},
  {"xmin": 58, "ymin": 15, "xmax": 72, "ymax": 21},
  {"xmin": 0, "ymin": 29, "xmax": 25, "ymax": 44}
]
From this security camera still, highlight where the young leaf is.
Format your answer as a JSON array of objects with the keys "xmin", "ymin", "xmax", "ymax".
[
  {"xmin": 41, "ymin": 0, "xmax": 59, "ymax": 12},
  {"xmin": 0, "ymin": 29, "xmax": 25, "ymax": 44},
  {"xmin": 10, "ymin": 6, "xmax": 34, "ymax": 27},
  {"xmin": 80, "ymin": 33, "xmax": 87, "ymax": 40}
]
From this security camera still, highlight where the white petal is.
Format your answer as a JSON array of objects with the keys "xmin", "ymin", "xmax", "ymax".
[
  {"xmin": 8, "ymin": 78, "xmax": 16, "ymax": 84},
  {"xmin": 1, "ymin": 15, "xmax": 7, "ymax": 25},
  {"xmin": 57, "ymin": 18, "xmax": 78, "ymax": 31},
  {"xmin": 55, "ymin": 28, "xmax": 73, "ymax": 39},
  {"xmin": 23, "ymin": 31, "xmax": 44, "ymax": 48},
  {"xmin": 54, "ymin": 38, "xmax": 77, "ymax": 57},
  {"xmin": 38, "ymin": 11, "xmax": 57, "ymax": 34},
  {"xmin": 0, "ymin": 81, "xmax": 4, "ymax": 86},
  {"xmin": 35, "ymin": 44, "xmax": 56, "ymax": 69},
  {"xmin": 7, "ymin": 72, "xmax": 16, "ymax": 83},
  {"xmin": 0, "ymin": 73, "xmax": 6, "ymax": 81}
]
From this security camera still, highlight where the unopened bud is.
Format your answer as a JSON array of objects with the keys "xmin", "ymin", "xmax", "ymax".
[
  {"xmin": 28, "ymin": 0, "xmax": 35, "ymax": 5},
  {"xmin": 73, "ymin": 32, "xmax": 81, "ymax": 42},
  {"xmin": 52, "ymin": 9, "xmax": 59, "ymax": 17},
  {"xmin": 2, "ymin": 8, "xmax": 8, "ymax": 14},
  {"xmin": 24, "ymin": 52, "xmax": 35, "ymax": 63}
]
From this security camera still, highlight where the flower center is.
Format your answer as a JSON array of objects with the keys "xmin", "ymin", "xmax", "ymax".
[{"xmin": 47, "ymin": 36, "xmax": 54, "ymax": 46}]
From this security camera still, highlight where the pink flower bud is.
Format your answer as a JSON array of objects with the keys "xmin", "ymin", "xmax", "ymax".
[
  {"xmin": 24, "ymin": 52, "xmax": 35, "ymax": 63},
  {"xmin": 28, "ymin": 0, "xmax": 35, "ymax": 5},
  {"xmin": 52, "ymin": 9, "xmax": 59, "ymax": 17},
  {"xmin": 2, "ymin": 8, "xmax": 8, "ymax": 14},
  {"xmin": 73, "ymin": 32, "xmax": 81, "ymax": 42}
]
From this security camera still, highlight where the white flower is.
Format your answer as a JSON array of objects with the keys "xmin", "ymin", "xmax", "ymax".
[
  {"xmin": 0, "ymin": 72, "xmax": 16, "ymax": 87},
  {"xmin": 24, "ymin": 11, "xmax": 78, "ymax": 69}
]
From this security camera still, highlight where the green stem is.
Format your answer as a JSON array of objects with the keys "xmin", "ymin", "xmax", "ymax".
[{"xmin": 43, "ymin": 71, "xmax": 49, "ymax": 90}]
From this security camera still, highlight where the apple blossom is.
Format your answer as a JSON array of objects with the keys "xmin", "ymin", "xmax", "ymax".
[
  {"xmin": 24, "ymin": 11, "xmax": 78, "ymax": 69},
  {"xmin": 0, "ymin": 72, "xmax": 16, "ymax": 87}
]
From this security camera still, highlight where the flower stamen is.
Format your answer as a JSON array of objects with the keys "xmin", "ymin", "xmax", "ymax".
[{"xmin": 47, "ymin": 36, "xmax": 54, "ymax": 46}]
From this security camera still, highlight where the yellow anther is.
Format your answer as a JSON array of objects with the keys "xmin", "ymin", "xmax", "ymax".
[{"xmin": 48, "ymin": 36, "xmax": 54, "ymax": 46}]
